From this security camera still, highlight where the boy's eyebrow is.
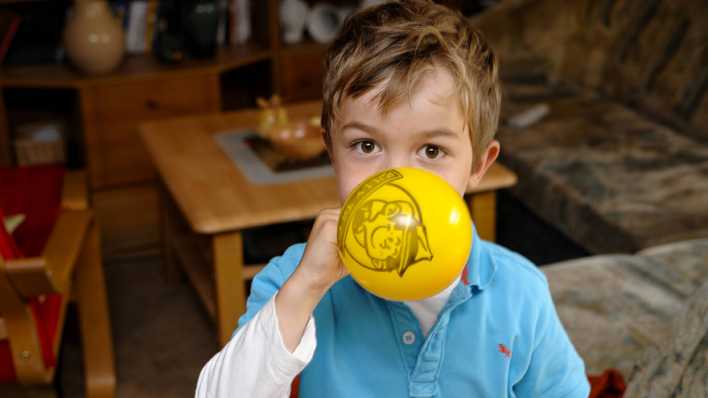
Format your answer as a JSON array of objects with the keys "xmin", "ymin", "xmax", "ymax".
[
  {"xmin": 341, "ymin": 121, "xmax": 460, "ymax": 139},
  {"xmin": 341, "ymin": 121, "xmax": 381, "ymax": 136}
]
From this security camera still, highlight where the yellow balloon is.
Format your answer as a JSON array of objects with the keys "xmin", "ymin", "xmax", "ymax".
[{"xmin": 337, "ymin": 167, "xmax": 472, "ymax": 301}]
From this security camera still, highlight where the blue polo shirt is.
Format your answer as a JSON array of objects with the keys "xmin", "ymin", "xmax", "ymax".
[{"xmin": 238, "ymin": 229, "xmax": 589, "ymax": 397}]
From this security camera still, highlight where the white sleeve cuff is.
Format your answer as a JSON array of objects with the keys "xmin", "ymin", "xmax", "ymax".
[
  {"xmin": 266, "ymin": 292, "xmax": 317, "ymax": 379},
  {"xmin": 195, "ymin": 293, "xmax": 317, "ymax": 398}
]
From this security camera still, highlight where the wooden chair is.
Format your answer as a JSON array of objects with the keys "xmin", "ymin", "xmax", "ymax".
[{"xmin": 0, "ymin": 166, "xmax": 115, "ymax": 397}]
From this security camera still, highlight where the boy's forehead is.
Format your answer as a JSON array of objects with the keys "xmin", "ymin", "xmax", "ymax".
[{"xmin": 336, "ymin": 68, "xmax": 464, "ymax": 130}]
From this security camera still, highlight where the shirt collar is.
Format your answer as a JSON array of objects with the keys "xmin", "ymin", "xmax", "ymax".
[{"xmin": 461, "ymin": 225, "xmax": 497, "ymax": 291}]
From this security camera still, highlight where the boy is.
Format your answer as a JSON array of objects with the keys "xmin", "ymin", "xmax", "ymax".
[{"xmin": 196, "ymin": 1, "xmax": 589, "ymax": 397}]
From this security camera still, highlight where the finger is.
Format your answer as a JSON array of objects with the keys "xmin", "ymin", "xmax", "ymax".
[
  {"xmin": 314, "ymin": 208, "xmax": 339, "ymax": 225},
  {"xmin": 318, "ymin": 208, "xmax": 340, "ymax": 216}
]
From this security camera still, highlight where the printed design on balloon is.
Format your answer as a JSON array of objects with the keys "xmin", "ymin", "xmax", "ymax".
[{"xmin": 339, "ymin": 169, "xmax": 433, "ymax": 277}]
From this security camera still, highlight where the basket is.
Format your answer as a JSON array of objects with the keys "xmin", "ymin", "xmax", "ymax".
[{"xmin": 14, "ymin": 121, "xmax": 66, "ymax": 166}]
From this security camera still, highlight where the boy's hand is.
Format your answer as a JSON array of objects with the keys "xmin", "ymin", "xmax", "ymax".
[
  {"xmin": 275, "ymin": 208, "xmax": 349, "ymax": 352},
  {"xmin": 295, "ymin": 208, "xmax": 349, "ymax": 294}
]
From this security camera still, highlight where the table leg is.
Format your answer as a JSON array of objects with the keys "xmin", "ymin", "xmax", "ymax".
[
  {"xmin": 212, "ymin": 231, "xmax": 245, "ymax": 347},
  {"xmin": 158, "ymin": 183, "xmax": 177, "ymax": 283},
  {"xmin": 466, "ymin": 191, "xmax": 497, "ymax": 242}
]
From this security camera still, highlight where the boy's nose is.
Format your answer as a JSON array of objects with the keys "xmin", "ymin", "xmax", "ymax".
[{"xmin": 384, "ymin": 153, "xmax": 412, "ymax": 170}]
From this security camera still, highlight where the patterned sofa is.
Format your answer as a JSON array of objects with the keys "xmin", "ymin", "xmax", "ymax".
[
  {"xmin": 474, "ymin": 0, "xmax": 708, "ymax": 253},
  {"xmin": 472, "ymin": 2, "xmax": 708, "ymax": 394},
  {"xmin": 543, "ymin": 238, "xmax": 708, "ymax": 396}
]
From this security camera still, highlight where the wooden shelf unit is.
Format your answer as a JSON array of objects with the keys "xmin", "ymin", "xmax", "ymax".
[
  {"xmin": 0, "ymin": 43, "xmax": 273, "ymax": 88},
  {"xmin": 0, "ymin": 0, "xmax": 340, "ymax": 176},
  {"xmin": 0, "ymin": 0, "xmax": 291, "ymax": 259}
]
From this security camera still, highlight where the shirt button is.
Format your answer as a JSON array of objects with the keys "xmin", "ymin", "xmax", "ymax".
[{"xmin": 402, "ymin": 330, "xmax": 416, "ymax": 345}]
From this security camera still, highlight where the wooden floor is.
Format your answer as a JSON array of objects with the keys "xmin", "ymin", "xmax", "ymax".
[{"xmin": 57, "ymin": 254, "xmax": 216, "ymax": 398}]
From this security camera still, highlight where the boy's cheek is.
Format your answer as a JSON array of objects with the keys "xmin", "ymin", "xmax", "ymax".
[
  {"xmin": 334, "ymin": 159, "xmax": 378, "ymax": 202},
  {"xmin": 336, "ymin": 173, "xmax": 368, "ymax": 203}
]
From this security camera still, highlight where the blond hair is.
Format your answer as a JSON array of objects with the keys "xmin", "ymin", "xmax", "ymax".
[{"xmin": 321, "ymin": 0, "xmax": 501, "ymax": 167}]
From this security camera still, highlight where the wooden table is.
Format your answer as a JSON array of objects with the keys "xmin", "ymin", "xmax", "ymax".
[{"xmin": 140, "ymin": 101, "xmax": 517, "ymax": 345}]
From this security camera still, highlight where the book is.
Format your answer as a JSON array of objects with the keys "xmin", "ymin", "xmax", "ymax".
[
  {"xmin": 145, "ymin": 0, "xmax": 160, "ymax": 54},
  {"xmin": 126, "ymin": 1, "xmax": 148, "ymax": 53},
  {"xmin": 0, "ymin": 12, "xmax": 21, "ymax": 65},
  {"xmin": 238, "ymin": 0, "xmax": 251, "ymax": 44},
  {"xmin": 112, "ymin": 0, "xmax": 129, "ymax": 27},
  {"xmin": 217, "ymin": 0, "xmax": 228, "ymax": 47},
  {"xmin": 230, "ymin": 0, "xmax": 251, "ymax": 46}
]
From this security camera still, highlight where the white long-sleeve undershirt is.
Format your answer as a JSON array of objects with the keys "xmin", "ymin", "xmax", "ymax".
[{"xmin": 195, "ymin": 279, "xmax": 459, "ymax": 398}]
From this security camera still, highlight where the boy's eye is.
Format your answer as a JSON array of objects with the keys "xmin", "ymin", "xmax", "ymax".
[
  {"xmin": 418, "ymin": 144, "xmax": 445, "ymax": 160},
  {"xmin": 353, "ymin": 140, "xmax": 380, "ymax": 154}
]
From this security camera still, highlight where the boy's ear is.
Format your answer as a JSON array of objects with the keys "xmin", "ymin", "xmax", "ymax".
[{"xmin": 468, "ymin": 140, "xmax": 500, "ymax": 187}]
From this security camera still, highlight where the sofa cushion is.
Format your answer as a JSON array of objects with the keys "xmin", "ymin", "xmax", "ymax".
[
  {"xmin": 544, "ymin": 238, "xmax": 708, "ymax": 378},
  {"xmin": 521, "ymin": 0, "xmax": 708, "ymax": 143},
  {"xmin": 554, "ymin": 0, "xmax": 653, "ymax": 92},
  {"xmin": 624, "ymin": 281, "xmax": 708, "ymax": 397},
  {"xmin": 479, "ymin": 0, "xmax": 708, "ymax": 142},
  {"xmin": 636, "ymin": 239, "xmax": 708, "ymax": 296},
  {"xmin": 544, "ymin": 254, "xmax": 679, "ymax": 376},
  {"xmin": 498, "ymin": 86, "xmax": 708, "ymax": 253}
]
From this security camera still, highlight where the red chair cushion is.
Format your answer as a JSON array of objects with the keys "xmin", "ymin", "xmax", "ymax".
[
  {"xmin": 0, "ymin": 165, "xmax": 65, "ymax": 257},
  {"xmin": 0, "ymin": 166, "xmax": 65, "ymax": 382}
]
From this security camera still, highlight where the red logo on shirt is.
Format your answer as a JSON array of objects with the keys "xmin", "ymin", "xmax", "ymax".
[{"xmin": 498, "ymin": 344, "xmax": 512, "ymax": 358}]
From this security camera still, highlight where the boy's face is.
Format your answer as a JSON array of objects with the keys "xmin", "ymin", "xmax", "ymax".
[{"xmin": 328, "ymin": 66, "xmax": 500, "ymax": 202}]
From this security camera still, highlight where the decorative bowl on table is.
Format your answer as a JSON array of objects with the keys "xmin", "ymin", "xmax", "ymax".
[
  {"xmin": 261, "ymin": 118, "xmax": 325, "ymax": 161},
  {"xmin": 257, "ymin": 96, "xmax": 326, "ymax": 161}
]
